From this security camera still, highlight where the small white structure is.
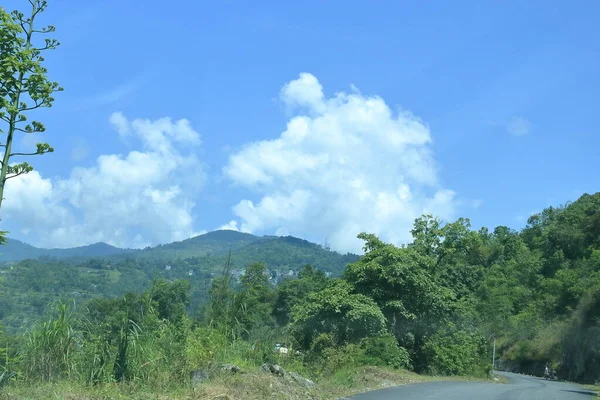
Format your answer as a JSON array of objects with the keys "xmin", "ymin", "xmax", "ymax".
[
  {"xmin": 165, "ymin": 265, "xmax": 172, "ymax": 271},
  {"xmin": 278, "ymin": 347, "xmax": 289, "ymax": 355}
]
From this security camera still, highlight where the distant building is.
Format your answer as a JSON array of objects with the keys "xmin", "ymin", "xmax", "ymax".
[{"xmin": 165, "ymin": 265, "xmax": 172, "ymax": 271}]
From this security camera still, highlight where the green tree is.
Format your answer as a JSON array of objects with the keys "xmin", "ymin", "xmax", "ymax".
[
  {"xmin": 290, "ymin": 279, "xmax": 386, "ymax": 348},
  {"xmin": 0, "ymin": 1, "xmax": 62, "ymax": 209},
  {"xmin": 559, "ymin": 288, "xmax": 600, "ymax": 383},
  {"xmin": 235, "ymin": 262, "xmax": 276, "ymax": 334},
  {"xmin": 344, "ymin": 232, "xmax": 455, "ymax": 370},
  {"xmin": 273, "ymin": 264, "xmax": 329, "ymax": 325},
  {"xmin": 149, "ymin": 279, "xmax": 191, "ymax": 326}
]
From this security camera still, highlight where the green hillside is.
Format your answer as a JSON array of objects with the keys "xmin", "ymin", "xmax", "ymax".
[
  {"xmin": 2, "ymin": 192, "xmax": 600, "ymax": 390},
  {"xmin": 133, "ymin": 230, "xmax": 263, "ymax": 259},
  {"xmin": 0, "ymin": 231, "xmax": 358, "ymax": 333},
  {"xmin": 0, "ymin": 239, "xmax": 135, "ymax": 262}
]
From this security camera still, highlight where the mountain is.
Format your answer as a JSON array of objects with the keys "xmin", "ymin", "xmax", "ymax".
[
  {"xmin": 0, "ymin": 238, "xmax": 135, "ymax": 262},
  {"xmin": 0, "ymin": 230, "xmax": 359, "ymax": 332},
  {"xmin": 0, "ymin": 230, "xmax": 263, "ymax": 263},
  {"xmin": 220, "ymin": 235, "xmax": 359, "ymax": 272},
  {"xmin": 135, "ymin": 230, "xmax": 263, "ymax": 259}
]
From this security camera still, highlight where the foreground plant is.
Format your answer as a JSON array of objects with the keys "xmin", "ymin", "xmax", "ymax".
[{"xmin": 0, "ymin": 0, "xmax": 62, "ymax": 209}]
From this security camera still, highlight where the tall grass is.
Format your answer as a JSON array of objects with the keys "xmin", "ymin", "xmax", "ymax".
[{"xmin": 19, "ymin": 301, "xmax": 77, "ymax": 382}]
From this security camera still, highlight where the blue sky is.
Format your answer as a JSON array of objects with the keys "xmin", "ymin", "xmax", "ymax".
[{"xmin": 2, "ymin": 0, "xmax": 599, "ymax": 253}]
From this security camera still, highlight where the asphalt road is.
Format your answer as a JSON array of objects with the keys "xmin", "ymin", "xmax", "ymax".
[{"xmin": 347, "ymin": 372, "xmax": 598, "ymax": 400}]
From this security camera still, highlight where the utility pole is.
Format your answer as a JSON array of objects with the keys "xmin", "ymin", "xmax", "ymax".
[{"xmin": 492, "ymin": 336, "xmax": 496, "ymax": 373}]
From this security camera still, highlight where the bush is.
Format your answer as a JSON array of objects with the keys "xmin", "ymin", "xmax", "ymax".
[
  {"xmin": 306, "ymin": 333, "xmax": 410, "ymax": 378},
  {"xmin": 357, "ymin": 334, "xmax": 411, "ymax": 369},
  {"xmin": 422, "ymin": 324, "xmax": 487, "ymax": 376},
  {"xmin": 185, "ymin": 327, "xmax": 228, "ymax": 372}
]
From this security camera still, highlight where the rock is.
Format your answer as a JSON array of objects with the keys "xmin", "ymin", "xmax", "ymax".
[
  {"xmin": 288, "ymin": 371, "xmax": 316, "ymax": 388},
  {"xmin": 260, "ymin": 363, "xmax": 286, "ymax": 377},
  {"xmin": 190, "ymin": 369, "xmax": 210, "ymax": 386},
  {"xmin": 272, "ymin": 364, "xmax": 285, "ymax": 376},
  {"xmin": 221, "ymin": 363, "xmax": 241, "ymax": 373},
  {"xmin": 260, "ymin": 363, "xmax": 273, "ymax": 374}
]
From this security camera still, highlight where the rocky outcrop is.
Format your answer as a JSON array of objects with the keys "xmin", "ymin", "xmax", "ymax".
[
  {"xmin": 222, "ymin": 363, "xmax": 242, "ymax": 374},
  {"xmin": 261, "ymin": 363, "xmax": 285, "ymax": 377},
  {"xmin": 190, "ymin": 363, "xmax": 242, "ymax": 386},
  {"xmin": 287, "ymin": 371, "xmax": 316, "ymax": 388}
]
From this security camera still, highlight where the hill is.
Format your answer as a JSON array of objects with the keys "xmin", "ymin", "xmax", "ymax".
[
  {"xmin": 135, "ymin": 230, "xmax": 263, "ymax": 259},
  {"xmin": 0, "ymin": 230, "xmax": 358, "ymax": 332},
  {"xmin": 0, "ymin": 238, "xmax": 135, "ymax": 262},
  {"xmin": 218, "ymin": 235, "xmax": 359, "ymax": 272}
]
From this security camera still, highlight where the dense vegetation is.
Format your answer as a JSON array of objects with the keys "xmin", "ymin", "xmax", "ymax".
[
  {"xmin": 1, "ymin": 192, "xmax": 599, "ymax": 392},
  {"xmin": 0, "ymin": 231, "xmax": 357, "ymax": 333}
]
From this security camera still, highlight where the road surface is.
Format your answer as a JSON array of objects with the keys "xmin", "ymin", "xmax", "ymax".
[{"xmin": 347, "ymin": 372, "xmax": 598, "ymax": 399}]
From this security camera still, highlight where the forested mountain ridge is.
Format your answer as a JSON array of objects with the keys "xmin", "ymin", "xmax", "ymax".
[
  {"xmin": 0, "ymin": 231, "xmax": 357, "ymax": 332},
  {"xmin": 0, "ymin": 230, "xmax": 260, "ymax": 262},
  {"xmin": 0, "ymin": 230, "xmax": 350, "ymax": 265},
  {"xmin": 133, "ymin": 230, "xmax": 263, "ymax": 260},
  {"xmin": 0, "ymin": 238, "xmax": 136, "ymax": 262}
]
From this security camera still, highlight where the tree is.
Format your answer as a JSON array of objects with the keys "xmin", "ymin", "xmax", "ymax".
[
  {"xmin": 235, "ymin": 262, "xmax": 276, "ymax": 334},
  {"xmin": 273, "ymin": 264, "xmax": 329, "ymax": 325},
  {"xmin": 0, "ymin": 1, "xmax": 62, "ymax": 209},
  {"xmin": 290, "ymin": 279, "xmax": 386, "ymax": 348},
  {"xmin": 345, "ymin": 232, "xmax": 456, "ymax": 371},
  {"xmin": 149, "ymin": 279, "xmax": 191, "ymax": 326}
]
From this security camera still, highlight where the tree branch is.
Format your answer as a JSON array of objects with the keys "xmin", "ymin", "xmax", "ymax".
[
  {"xmin": 18, "ymin": 101, "xmax": 44, "ymax": 112},
  {"xmin": 10, "ymin": 151, "xmax": 44, "ymax": 157},
  {"xmin": 5, "ymin": 171, "xmax": 28, "ymax": 180},
  {"xmin": 19, "ymin": 21, "xmax": 28, "ymax": 34},
  {"xmin": 14, "ymin": 127, "xmax": 43, "ymax": 133}
]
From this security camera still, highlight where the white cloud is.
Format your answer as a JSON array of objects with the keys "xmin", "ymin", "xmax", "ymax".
[
  {"xmin": 109, "ymin": 112, "xmax": 129, "ymax": 136},
  {"xmin": 223, "ymin": 73, "xmax": 457, "ymax": 254},
  {"xmin": 280, "ymin": 72, "xmax": 325, "ymax": 113},
  {"xmin": 508, "ymin": 116, "xmax": 531, "ymax": 136},
  {"xmin": 217, "ymin": 220, "xmax": 240, "ymax": 231},
  {"xmin": 71, "ymin": 138, "xmax": 90, "ymax": 161},
  {"xmin": 2, "ymin": 113, "xmax": 205, "ymax": 249},
  {"xmin": 471, "ymin": 199, "xmax": 484, "ymax": 209}
]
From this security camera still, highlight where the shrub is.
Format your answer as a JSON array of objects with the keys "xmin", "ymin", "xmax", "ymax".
[
  {"xmin": 422, "ymin": 324, "xmax": 487, "ymax": 376},
  {"xmin": 357, "ymin": 334, "xmax": 411, "ymax": 369},
  {"xmin": 184, "ymin": 327, "xmax": 228, "ymax": 372}
]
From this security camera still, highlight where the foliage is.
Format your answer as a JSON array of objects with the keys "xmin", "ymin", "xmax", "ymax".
[
  {"xmin": 559, "ymin": 289, "xmax": 600, "ymax": 383},
  {"xmin": 184, "ymin": 326, "xmax": 228, "ymax": 371},
  {"xmin": 19, "ymin": 301, "xmax": 76, "ymax": 382},
  {"xmin": 273, "ymin": 264, "xmax": 329, "ymax": 325},
  {"xmin": 290, "ymin": 279, "xmax": 386, "ymax": 348},
  {"xmin": 356, "ymin": 334, "xmax": 411, "ymax": 369},
  {"xmin": 1, "ymin": 192, "xmax": 600, "ymax": 388},
  {"xmin": 0, "ymin": 0, "xmax": 63, "ymax": 209},
  {"xmin": 421, "ymin": 323, "xmax": 488, "ymax": 376}
]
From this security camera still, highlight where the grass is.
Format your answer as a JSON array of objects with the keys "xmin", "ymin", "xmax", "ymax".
[
  {"xmin": 582, "ymin": 384, "xmax": 600, "ymax": 397},
  {"xmin": 0, "ymin": 366, "xmax": 500, "ymax": 400}
]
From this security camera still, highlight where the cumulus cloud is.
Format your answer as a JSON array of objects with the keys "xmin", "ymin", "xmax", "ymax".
[
  {"xmin": 507, "ymin": 116, "xmax": 531, "ymax": 136},
  {"xmin": 218, "ymin": 220, "xmax": 240, "ymax": 231},
  {"xmin": 223, "ymin": 73, "xmax": 457, "ymax": 254},
  {"xmin": 2, "ymin": 113, "xmax": 204, "ymax": 249}
]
